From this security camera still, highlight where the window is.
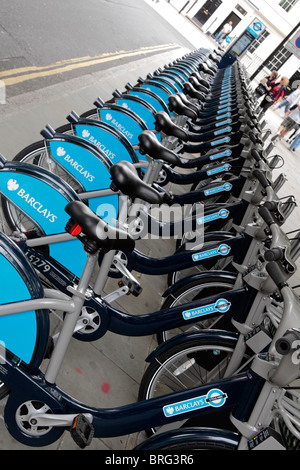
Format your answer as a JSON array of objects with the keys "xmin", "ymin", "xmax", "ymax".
[
  {"xmin": 279, "ymin": 0, "xmax": 299, "ymax": 12},
  {"xmin": 248, "ymin": 30, "xmax": 270, "ymax": 54},
  {"xmin": 265, "ymin": 47, "xmax": 293, "ymax": 70},
  {"xmin": 235, "ymin": 4, "xmax": 247, "ymax": 15}
]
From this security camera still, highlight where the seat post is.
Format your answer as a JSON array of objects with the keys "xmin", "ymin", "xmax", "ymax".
[{"xmin": 45, "ymin": 251, "xmax": 99, "ymax": 385}]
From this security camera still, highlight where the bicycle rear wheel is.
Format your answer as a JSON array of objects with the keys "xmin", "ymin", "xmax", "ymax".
[{"xmin": 157, "ymin": 273, "xmax": 236, "ymax": 343}]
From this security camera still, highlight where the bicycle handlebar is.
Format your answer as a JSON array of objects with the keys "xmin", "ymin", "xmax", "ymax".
[
  {"xmin": 258, "ymin": 206, "xmax": 275, "ymax": 226},
  {"xmin": 264, "ymin": 247, "xmax": 284, "ymax": 262},
  {"xmin": 275, "ymin": 329, "xmax": 300, "ymax": 356},
  {"xmin": 253, "ymin": 169, "xmax": 270, "ymax": 189},
  {"xmin": 265, "ymin": 261, "xmax": 288, "ymax": 289}
]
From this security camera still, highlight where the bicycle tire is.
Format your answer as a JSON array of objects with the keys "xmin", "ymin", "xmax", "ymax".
[
  {"xmin": 0, "ymin": 381, "xmax": 10, "ymax": 400},
  {"xmin": 139, "ymin": 334, "xmax": 247, "ymax": 436},
  {"xmin": 157, "ymin": 274, "xmax": 236, "ymax": 343},
  {"xmin": 1, "ymin": 141, "xmax": 81, "ymax": 232},
  {"xmin": 147, "ymin": 438, "xmax": 237, "ymax": 451}
]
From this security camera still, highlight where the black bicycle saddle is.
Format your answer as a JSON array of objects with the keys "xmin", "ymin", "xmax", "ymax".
[
  {"xmin": 154, "ymin": 111, "xmax": 189, "ymax": 141},
  {"xmin": 182, "ymin": 82, "xmax": 206, "ymax": 102},
  {"xmin": 138, "ymin": 130, "xmax": 180, "ymax": 166},
  {"xmin": 65, "ymin": 201, "xmax": 135, "ymax": 253},
  {"xmin": 110, "ymin": 160, "xmax": 172, "ymax": 205}
]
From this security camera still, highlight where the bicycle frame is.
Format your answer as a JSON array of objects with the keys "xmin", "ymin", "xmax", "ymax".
[
  {"xmin": 1, "ymin": 251, "xmax": 297, "ymax": 449},
  {"xmin": 0, "ymin": 239, "xmax": 262, "ymax": 448}
]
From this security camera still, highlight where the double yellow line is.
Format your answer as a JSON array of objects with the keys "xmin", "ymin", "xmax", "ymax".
[{"xmin": 0, "ymin": 44, "xmax": 180, "ymax": 87}]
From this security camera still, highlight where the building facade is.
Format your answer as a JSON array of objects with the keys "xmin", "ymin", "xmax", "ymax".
[{"xmin": 170, "ymin": 0, "xmax": 300, "ymax": 87}]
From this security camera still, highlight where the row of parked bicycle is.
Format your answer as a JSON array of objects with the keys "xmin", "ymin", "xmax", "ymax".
[{"xmin": 0, "ymin": 46, "xmax": 300, "ymax": 451}]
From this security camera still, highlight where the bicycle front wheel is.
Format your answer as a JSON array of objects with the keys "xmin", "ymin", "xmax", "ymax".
[{"xmin": 139, "ymin": 335, "xmax": 248, "ymax": 436}]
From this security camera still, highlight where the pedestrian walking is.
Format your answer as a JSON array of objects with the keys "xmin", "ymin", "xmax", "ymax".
[
  {"xmin": 274, "ymin": 84, "xmax": 300, "ymax": 114},
  {"xmin": 271, "ymin": 102, "xmax": 300, "ymax": 143},
  {"xmin": 260, "ymin": 76, "xmax": 289, "ymax": 113},
  {"xmin": 289, "ymin": 132, "xmax": 300, "ymax": 152}
]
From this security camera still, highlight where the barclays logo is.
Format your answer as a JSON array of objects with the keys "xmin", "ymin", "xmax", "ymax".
[
  {"xmin": 197, "ymin": 208, "xmax": 229, "ymax": 225},
  {"xmin": 6, "ymin": 179, "xmax": 57, "ymax": 223},
  {"xmin": 7, "ymin": 179, "xmax": 19, "ymax": 191},
  {"xmin": 81, "ymin": 129, "xmax": 90, "ymax": 138},
  {"xmin": 163, "ymin": 388, "xmax": 228, "ymax": 418},
  {"xmin": 182, "ymin": 298, "xmax": 231, "ymax": 320},
  {"xmin": 56, "ymin": 147, "xmax": 66, "ymax": 157},
  {"xmin": 192, "ymin": 243, "xmax": 231, "ymax": 262},
  {"xmin": 204, "ymin": 182, "xmax": 232, "ymax": 196}
]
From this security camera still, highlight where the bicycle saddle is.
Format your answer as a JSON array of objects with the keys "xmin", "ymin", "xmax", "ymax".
[
  {"xmin": 188, "ymin": 76, "xmax": 209, "ymax": 95},
  {"xmin": 198, "ymin": 62, "xmax": 215, "ymax": 77},
  {"xmin": 168, "ymin": 94, "xmax": 199, "ymax": 119},
  {"xmin": 65, "ymin": 201, "xmax": 135, "ymax": 253},
  {"xmin": 176, "ymin": 92, "xmax": 201, "ymax": 114},
  {"xmin": 110, "ymin": 160, "xmax": 172, "ymax": 205},
  {"xmin": 138, "ymin": 130, "xmax": 181, "ymax": 166},
  {"xmin": 182, "ymin": 82, "xmax": 206, "ymax": 102},
  {"xmin": 190, "ymin": 72, "xmax": 210, "ymax": 90},
  {"xmin": 154, "ymin": 111, "xmax": 189, "ymax": 141}
]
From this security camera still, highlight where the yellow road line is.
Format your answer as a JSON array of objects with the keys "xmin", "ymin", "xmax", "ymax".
[{"xmin": 1, "ymin": 44, "xmax": 179, "ymax": 86}]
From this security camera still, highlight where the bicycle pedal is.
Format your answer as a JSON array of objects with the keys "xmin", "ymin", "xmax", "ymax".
[{"xmin": 70, "ymin": 414, "xmax": 94, "ymax": 449}]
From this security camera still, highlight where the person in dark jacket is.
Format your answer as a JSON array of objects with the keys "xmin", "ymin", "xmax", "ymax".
[{"xmin": 254, "ymin": 70, "xmax": 278, "ymax": 98}]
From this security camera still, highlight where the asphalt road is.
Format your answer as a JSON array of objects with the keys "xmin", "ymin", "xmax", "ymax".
[{"xmin": 0, "ymin": 0, "xmax": 196, "ymax": 98}]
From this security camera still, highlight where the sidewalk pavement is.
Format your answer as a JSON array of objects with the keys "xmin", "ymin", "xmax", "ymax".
[{"xmin": 0, "ymin": 1, "xmax": 300, "ymax": 451}]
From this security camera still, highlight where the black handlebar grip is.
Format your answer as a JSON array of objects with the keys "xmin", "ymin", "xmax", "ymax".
[
  {"xmin": 251, "ymin": 148, "xmax": 262, "ymax": 162},
  {"xmin": 275, "ymin": 330, "xmax": 300, "ymax": 355},
  {"xmin": 265, "ymin": 261, "xmax": 288, "ymax": 289},
  {"xmin": 264, "ymin": 248, "xmax": 284, "ymax": 262},
  {"xmin": 253, "ymin": 169, "xmax": 270, "ymax": 188},
  {"xmin": 258, "ymin": 206, "xmax": 275, "ymax": 226}
]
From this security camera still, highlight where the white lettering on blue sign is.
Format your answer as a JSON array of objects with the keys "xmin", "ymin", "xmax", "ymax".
[
  {"xmin": 192, "ymin": 243, "xmax": 231, "ymax": 262},
  {"xmin": 204, "ymin": 182, "xmax": 232, "ymax": 196},
  {"xmin": 55, "ymin": 146, "xmax": 95, "ymax": 182},
  {"xmin": 6, "ymin": 179, "xmax": 57, "ymax": 223},
  {"xmin": 211, "ymin": 137, "xmax": 231, "ymax": 146},
  {"xmin": 182, "ymin": 298, "xmax": 231, "ymax": 320},
  {"xmin": 163, "ymin": 388, "xmax": 228, "ymax": 418},
  {"xmin": 197, "ymin": 208, "xmax": 229, "ymax": 225},
  {"xmin": 206, "ymin": 163, "xmax": 231, "ymax": 176},
  {"xmin": 216, "ymin": 112, "xmax": 231, "ymax": 120},
  {"xmin": 209, "ymin": 149, "xmax": 232, "ymax": 161},
  {"xmin": 215, "ymin": 118, "xmax": 232, "ymax": 128},
  {"xmin": 217, "ymin": 107, "xmax": 231, "ymax": 114},
  {"xmin": 214, "ymin": 126, "xmax": 232, "ymax": 136}
]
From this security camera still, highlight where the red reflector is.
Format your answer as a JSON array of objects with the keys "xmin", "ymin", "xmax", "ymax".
[{"xmin": 70, "ymin": 224, "xmax": 82, "ymax": 236}]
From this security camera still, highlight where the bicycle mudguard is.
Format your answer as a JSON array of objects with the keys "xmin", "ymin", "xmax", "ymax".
[
  {"xmin": 149, "ymin": 77, "xmax": 179, "ymax": 95},
  {"xmin": 134, "ymin": 427, "xmax": 239, "ymax": 450},
  {"xmin": 69, "ymin": 116, "xmax": 140, "ymax": 164},
  {"xmin": 0, "ymin": 157, "xmax": 88, "ymax": 278},
  {"xmin": 145, "ymin": 329, "xmax": 238, "ymax": 362},
  {"xmin": 0, "ymin": 232, "xmax": 49, "ymax": 373},
  {"xmin": 162, "ymin": 270, "xmax": 237, "ymax": 298},
  {"xmin": 44, "ymin": 133, "xmax": 120, "ymax": 225},
  {"xmin": 140, "ymin": 81, "xmax": 172, "ymax": 107},
  {"xmin": 95, "ymin": 102, "xmax": 147, "ymax": 146},
  {"xmin": 127, "ymin": 88, "xmax": 170, "ymax": 115},
  {"xmin": 113, "ymin": 94, "xmax": 158, "ymax": 134}
]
